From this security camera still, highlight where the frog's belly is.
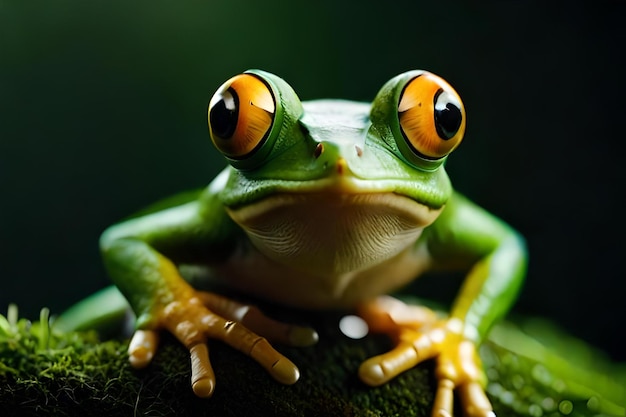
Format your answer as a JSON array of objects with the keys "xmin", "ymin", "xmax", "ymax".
[
  {"xmin": 217, "ymin": 192, "xmax": 440, "ymax": 309},
  {"xmin": 214, "ymin": 240, "xmax": 432, "ymax": 309}
]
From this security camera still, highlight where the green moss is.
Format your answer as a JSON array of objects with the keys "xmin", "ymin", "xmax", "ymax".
[{"xmin": 1, "ymin": 304, "xmax": 624, "ymax": 417}]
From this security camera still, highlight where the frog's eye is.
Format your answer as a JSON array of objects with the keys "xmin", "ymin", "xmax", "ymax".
[
  {"xmin": 208, "ymin": 73, "xmax": 276, "ymax": 159},
  {"xmin": 398, "ymin": 73, "xmax": 465, "ymax": 160}
]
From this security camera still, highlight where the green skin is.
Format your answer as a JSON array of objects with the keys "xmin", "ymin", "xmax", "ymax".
[{"xmin": 56, "ymin": 69, "xmax": 527, "ymax": 412}]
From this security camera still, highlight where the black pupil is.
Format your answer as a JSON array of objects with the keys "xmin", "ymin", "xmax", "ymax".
[
  {"xmin": 210, "ymin": 88, "xmax": 239, "ymax": 139},
  {"xmin": 434, "ymin": 90, "xmax": 462, "ymax": 140}
]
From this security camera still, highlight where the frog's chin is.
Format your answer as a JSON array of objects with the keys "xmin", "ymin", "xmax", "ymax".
[{"xmin": 226, "ymin": 192, "xmax": 443, "ymax": 276}]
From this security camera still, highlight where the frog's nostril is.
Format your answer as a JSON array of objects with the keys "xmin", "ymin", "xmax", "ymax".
[{"xmin": 314, "ymin": 143, "xmax": 324, "ymax": 159}]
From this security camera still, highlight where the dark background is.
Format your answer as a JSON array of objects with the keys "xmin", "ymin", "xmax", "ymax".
[{"xmin": 1, "ymin": 1, "xmax": 624, "ymax": 362}]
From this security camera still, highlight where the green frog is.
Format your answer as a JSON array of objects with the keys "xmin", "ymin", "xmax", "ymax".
[{"xmin": 56, "ymin": 69, "xmax": 527, "ymax": 417}]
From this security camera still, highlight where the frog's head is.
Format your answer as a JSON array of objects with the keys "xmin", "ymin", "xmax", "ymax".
[
  {"xmin": 207, "ymin": 70, "xmax": 466, "ymax": 276},
  {"xmin": 208, "ymin": 69, "xmax": 465, "ymax": 208}
]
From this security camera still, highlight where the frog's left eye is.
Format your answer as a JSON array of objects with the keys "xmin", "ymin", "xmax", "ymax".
[
  {"xmin": 398, "ymin": 73, "xmax": 465, "ymax": 160},
  {"xmin": 208, "ymin": 73, "xmax": 276, "ymax": 159}
]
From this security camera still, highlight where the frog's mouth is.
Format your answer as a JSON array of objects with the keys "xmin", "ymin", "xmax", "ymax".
[{"xmin": 226, "ymin": 192, "xmax": 443, "ymax": 276}]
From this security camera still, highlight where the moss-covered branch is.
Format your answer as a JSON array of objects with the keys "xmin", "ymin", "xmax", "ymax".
[{"xmin": 1, "ymin": 304, "xmax": 624, "ymax": 417}]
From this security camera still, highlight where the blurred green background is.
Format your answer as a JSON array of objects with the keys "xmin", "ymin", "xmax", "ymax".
[{"xmin": 1, "ymin": 0, "xmax": 624, "ymax": 363}]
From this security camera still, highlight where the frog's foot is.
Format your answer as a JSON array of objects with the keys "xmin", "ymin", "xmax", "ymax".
[
  {"xmin": 127, "ymin": 293, "xmax": 317, "ymax": 398},
  {"xmin": 356, "ymin": 296, "xmax": 494, "ymax": 417}
]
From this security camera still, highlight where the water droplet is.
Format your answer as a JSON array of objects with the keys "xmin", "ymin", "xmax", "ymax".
[
  {"xmin": 500, "ymin": 390, "xmax": 514, "ymax": 405},
  {"xmin": 487, "ymin": 382, "xmax": 503, "ymax": 397},
  {"xmin": 529, "ymin": 404, "xmax": 543, "ymax": 417},
  {"xmin": 339, "ymin": 315, "xmax": 368, "ymax": 339},
  {"xmin": 558, "ymin": 400, "xmax": 573, "ymax": 415},
  {"xmin": 541, "ymin": 397, "xmax": 556, "ymax": 412},
  {"xmin": 532, "ymin": 364, "xmax": 553, "ymax": 385},
  {"xmin": 586, "ymin": 396, "xmax": 599, "ymax": 412}
]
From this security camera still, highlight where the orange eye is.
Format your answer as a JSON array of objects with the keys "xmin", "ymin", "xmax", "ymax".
[
  {"xmin": 208, "ymin": 74, "xmax": 276, "ymax": 158},
  {"xmin": 398, "ymin": 73, "xmax": 465, "ymax": 160}
]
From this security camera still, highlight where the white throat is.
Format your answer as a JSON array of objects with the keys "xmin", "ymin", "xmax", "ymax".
[{"xmin": 227, "ymin": 192, "xmax": 442, "ymax": 278}]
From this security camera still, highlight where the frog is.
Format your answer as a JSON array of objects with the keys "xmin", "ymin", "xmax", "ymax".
[{"xmin": 56, "ymin": 69, "xmax": 527, "ymax": 417}]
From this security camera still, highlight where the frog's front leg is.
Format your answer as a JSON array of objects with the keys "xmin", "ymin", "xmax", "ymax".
[
  {"xmin": 103, "ymin": 237, "xmax": 315, "ymax": 397},
  {"xmin": 357, "ymin": 296, "xmax": 493, "ymax": 417}
]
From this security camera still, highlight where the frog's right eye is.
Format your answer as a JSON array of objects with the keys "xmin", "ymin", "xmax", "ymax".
[
  {"xmin": 397, "ymin": 73, "xmax": 465, "ymax": 161},
  {"xmin": 208, "ymin": 74, "xmax": 276, "ymax": 159}
]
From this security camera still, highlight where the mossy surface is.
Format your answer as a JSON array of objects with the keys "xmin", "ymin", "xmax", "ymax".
[{"xmin": 1, "ymin": 305, "xmax": 624, "ymax": 417}]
